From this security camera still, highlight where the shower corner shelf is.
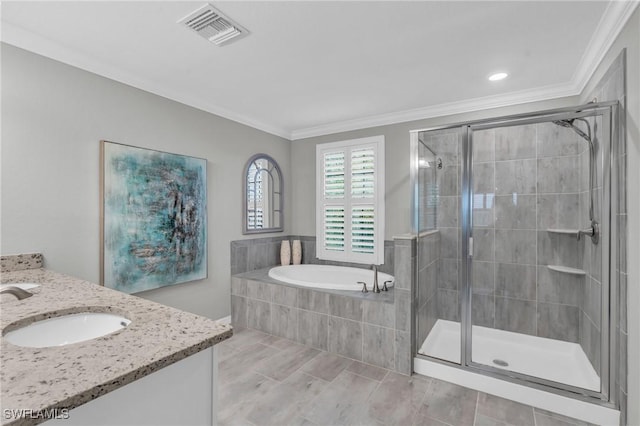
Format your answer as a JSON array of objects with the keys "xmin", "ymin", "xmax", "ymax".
[
  {"xmin": 547, "ymin": 265, "xmax": 586, "ymax": 276},
  {"xmin": 547, "ymin": 228, "xmax": 580, "ymax": 235}
]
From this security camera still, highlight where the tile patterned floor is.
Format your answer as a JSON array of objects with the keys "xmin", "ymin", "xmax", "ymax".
[{"xmin": 217, "ymin": 328, "xmax": 595, "ymax": 426}]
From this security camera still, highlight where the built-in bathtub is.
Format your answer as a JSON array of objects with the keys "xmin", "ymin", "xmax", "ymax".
[
  {"xmin": 230, "ymin": 265, "xmax": 410, "ymax": 373},
  {"xmin": 268, "ymin": 264, "xmax": 395, "ymax": 292}
]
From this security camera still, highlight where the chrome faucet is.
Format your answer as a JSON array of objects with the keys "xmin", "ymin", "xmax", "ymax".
[
  {"xmin": 372, "ymin": 265, "xmax": 381, "ymax": 293},
  {"xmin": 577, "ymin": 220, "xmax": 600, "ymax": 244},
  {"xmin": 0, "ymin": 286, "xmax": 33, "ymax": 300}
]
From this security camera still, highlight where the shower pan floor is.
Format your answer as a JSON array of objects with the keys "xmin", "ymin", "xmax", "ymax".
[{"xmin": 419, "ymin": 319, "xmax": 600, "ymax": 392}]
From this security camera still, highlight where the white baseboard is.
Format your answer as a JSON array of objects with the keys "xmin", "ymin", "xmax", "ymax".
[{"xmin": 214, "ymin": 315, "xmax": 231, "ymax": 325}]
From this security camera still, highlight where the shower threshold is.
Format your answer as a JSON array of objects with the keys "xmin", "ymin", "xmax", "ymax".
[{"xmin": 419, "ymin": 319, "xmax": 600, "ymax": 391}]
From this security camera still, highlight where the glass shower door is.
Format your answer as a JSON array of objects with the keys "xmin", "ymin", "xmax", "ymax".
[
  {"xmin": 466, "ymin": 107, "xmax": 613, "ymax": 395},
  {"xmin": 414, "ymin": 127, "xmax": 465, "ymax": 365}
]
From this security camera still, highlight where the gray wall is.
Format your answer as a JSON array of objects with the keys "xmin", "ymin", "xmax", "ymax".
[
  {"xmin": 583, "ymin": 8, "xmax": 640, "ymax": 425},
  {"xmin": 290, "ymin": 98, "xmax": 579, "ymax": 240},
  {"xmin": 289, "ymin": 9, "xmax": 639, "ymax": 422},
  {"xmin": 581, "ymin": 7, "xmax": 638, "ymax": 426},
  {"xmin": 1, "ymin": 43, "xmax": 291, "ymax": 320}
]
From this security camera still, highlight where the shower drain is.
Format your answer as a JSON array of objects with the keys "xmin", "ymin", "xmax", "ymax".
[{"xmin": 492, "ymin": 359, "xmax": 509, "ymax": 367}]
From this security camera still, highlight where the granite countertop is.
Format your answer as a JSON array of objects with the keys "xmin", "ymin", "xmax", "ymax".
[{"xmin": 0, "ymin": 268, "xmax": 232, "ymax": 426}]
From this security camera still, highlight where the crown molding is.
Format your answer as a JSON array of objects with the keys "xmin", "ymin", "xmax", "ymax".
[
  {"xmin": 290, "ymin": 1, "xmax": 639, "ymax": 141},
  {"xmin": 0, "ymin": 21, "xmax": 292, "ymax": 140},
  {"xmin": 290, "ymin": 82, "xmax": 581, "ymax": 140},
  {"xmin": 3, "ymin": 1, "xmax": 637, "ymax": 143},
  {"xmin": 571, "ymin": 0, "xmax": 639, "ymax": 94}
]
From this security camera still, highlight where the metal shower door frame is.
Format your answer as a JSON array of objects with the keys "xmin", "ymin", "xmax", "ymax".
[{"xmin": 411, "ymin": 101, "xmax": 619, "ymax": 408}]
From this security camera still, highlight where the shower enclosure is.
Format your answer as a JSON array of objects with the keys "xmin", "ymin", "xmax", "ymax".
[{"xmin": 411, "ymin": 102, "xmax": 620, "ymax": 405}]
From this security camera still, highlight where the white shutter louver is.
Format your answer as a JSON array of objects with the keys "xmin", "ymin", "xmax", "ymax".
[
  {"xmin": 352, "ymin": 206, "xmax": 375, "ymax": 254},
  {"xmin": 324, "ymin": 152, "xmax": 345, "ymax": 199},
  {"xmin": 351, "ymin": 148, "xmax": 375, "ymax": 198},
  {"xmin": 324, "ymin": 206, "xmax": 345, "ymax": 251}
]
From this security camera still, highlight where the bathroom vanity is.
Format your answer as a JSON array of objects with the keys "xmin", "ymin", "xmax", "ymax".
[{"xmin": 0, "ymin": 257, "xmax": 232, "ymax": 426}]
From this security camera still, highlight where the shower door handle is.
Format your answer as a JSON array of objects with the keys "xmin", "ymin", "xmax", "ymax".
[{"xmin": 468, "ymin": 237, "xmax": 474, "ymax": 257}]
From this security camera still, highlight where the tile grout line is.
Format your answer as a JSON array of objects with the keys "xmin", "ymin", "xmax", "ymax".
[
  {"xmin": 535, "ymin": 123, "xmax": 540, "ymax": 338},
  {"xmin": 287, "ymin": 348, "xmax": 330, "ymax": 382},
  {"xmin": 228, "ymin": 313, "xmax": 591, "ymax": 426},
  {"xmin": 300, "ymin": 360, "xmax": 387, "ymax": 425},
  {"xmin": 492, "ymin": 130, "xmax": 497, "ymax": 330},
  {"xmin": 415, "ymin": 375, "xmax": 434, "ymax": 425},
  {"xmin": 280, "ymin": 367, "xmax": 333, "ymax": 424},
  {"xmin": 244, "ymin": 329, "xmax": 395, "ymax": 385},
  {"xmin": 247, "ymin": 338, "xmax": 302, "ymax": 383},
  {"xmin": 362, "ymin": 370, "xmax": 388, "ymax": 423},
  {"xmin": 473, "ymin": 391, "xmax": 480, "ymax": 426}
]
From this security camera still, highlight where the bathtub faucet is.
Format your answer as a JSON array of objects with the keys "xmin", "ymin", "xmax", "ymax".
[{"xmin": 372, "ymin": 265, "xmax": 381, "ymax": 293}]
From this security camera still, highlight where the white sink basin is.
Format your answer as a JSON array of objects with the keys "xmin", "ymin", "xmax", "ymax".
[
  {"xmin": 4, "ymin": 312, "xmax": 131, "ymax": 348},
  {"xmin": 1, "ymin": 283, "xmax": 40, "ymax": 290}
]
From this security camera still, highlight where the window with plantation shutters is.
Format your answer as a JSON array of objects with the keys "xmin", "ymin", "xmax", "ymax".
[{"xmin": 316, "ymin": 136, "xmax": 385, "ymax": 265}]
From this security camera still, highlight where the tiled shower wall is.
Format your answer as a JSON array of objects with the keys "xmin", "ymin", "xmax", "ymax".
[
  {"xmin": 416, "ymin": 231, "xmax": 440, "ymax": 347},
  {"xmin": 584, "ymin": 50, "xmax": 627, "ymax": 425},
  {"xmin": 579, "ymin": 116, "xmax": 604, "ymax": 375},
  {"xmin": 417, "ymin": 55, "xmax": 627, "ymax": 421},
  {"xmin": 419, "ymin": 124, "xmax": 594, "ymax": 345},
  {"xmin": 418, "ymin": 131, "xmax": 462, "ymax": 323},
  {"xmin": 469, "ymin": 123, "xmax": 587, "ymax": 343}
]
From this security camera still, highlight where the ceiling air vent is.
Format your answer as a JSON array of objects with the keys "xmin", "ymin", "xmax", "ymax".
[{"xmin": 178, "ymin": 4, "xmax": 248, "ymax": 46}]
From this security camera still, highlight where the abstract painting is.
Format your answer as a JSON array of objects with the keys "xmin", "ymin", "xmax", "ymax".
[{"xmin": 101, "ymin": 141, "xmax": 207, "ymax": 293}]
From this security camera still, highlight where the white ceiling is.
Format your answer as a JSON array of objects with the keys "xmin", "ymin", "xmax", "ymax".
[{"xmin": 1, "ymin": 1, "xmax": 637, "ymax": 139}]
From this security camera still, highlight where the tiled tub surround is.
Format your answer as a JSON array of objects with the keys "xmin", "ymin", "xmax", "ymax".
[
  {"xmin": 231, "ymin": 235, "xmax": 394, "ymax": 276},
  {"xmin": 0, "ymin": 265, "xmax": 232, "ymax": 426},
  {"xmin": 231, "ymin": 261, "xmax": 412, "ymax": 374}
]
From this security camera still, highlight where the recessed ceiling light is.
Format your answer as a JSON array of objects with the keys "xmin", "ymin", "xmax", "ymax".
[{"xmin": 488, "ymin": 72, "xmax": 508, "ymax": 81}]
